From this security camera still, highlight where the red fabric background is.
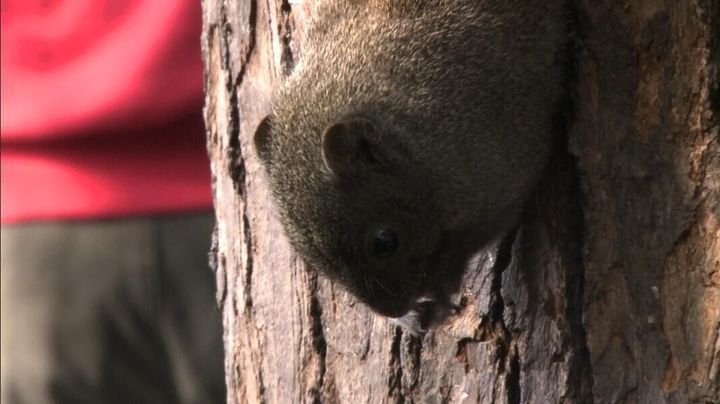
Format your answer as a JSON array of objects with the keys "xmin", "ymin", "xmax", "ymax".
[{"xmin": 1, "ymin": 0, "xmax": 213, "ymax": 223}]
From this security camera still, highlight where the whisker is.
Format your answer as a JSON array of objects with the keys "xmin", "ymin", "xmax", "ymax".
[
  {"xmin": 370, "ymin": 274, "xmax": 400, "ymax": 297},
  {"xmin": 363, "ymin": 276, "xmax": 375, "ymax": 299}
]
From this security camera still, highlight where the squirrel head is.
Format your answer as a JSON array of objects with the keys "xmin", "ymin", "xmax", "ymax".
[{"xmin": 254, "ymin": 114, "xmax": 444, "ymax": 318}]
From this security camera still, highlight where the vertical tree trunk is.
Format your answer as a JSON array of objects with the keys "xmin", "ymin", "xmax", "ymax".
[{"xmin": 201, "ymin": 1, "xmax": 719, "ymax": 403}]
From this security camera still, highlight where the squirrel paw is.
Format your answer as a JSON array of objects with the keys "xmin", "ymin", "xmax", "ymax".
[{"xmin": 391, "ymin": 292, "xmax": 462, "ymax": 335}]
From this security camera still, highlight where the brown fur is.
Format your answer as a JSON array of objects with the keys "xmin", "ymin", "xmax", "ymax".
[{"xmin": 255, "ymin": 0, "xmax": 568, "ymax": 332}]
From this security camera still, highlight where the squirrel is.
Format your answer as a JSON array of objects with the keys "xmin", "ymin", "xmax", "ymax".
[{"xmin": 254, "ymin": 0, "xmax": 568, "ymax": 332}]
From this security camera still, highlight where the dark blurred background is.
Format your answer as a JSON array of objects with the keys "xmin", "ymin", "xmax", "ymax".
[{"xmin": 1, "ymin": 1, "xmax": 225, "ymax": 403}]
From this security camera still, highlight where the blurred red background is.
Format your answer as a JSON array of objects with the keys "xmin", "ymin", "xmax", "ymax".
[{"xmin": 1, "ymin": 0, "xmax": 213, "ymax": 223}]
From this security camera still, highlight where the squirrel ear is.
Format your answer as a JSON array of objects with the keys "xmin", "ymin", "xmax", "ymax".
[
  {"xmin": 321, "ymin": 117, "xmax": 381, "ymax": 176},
  {"xmin": 253, "ymin": 115, "xmax": 274, "ymax": 164}
]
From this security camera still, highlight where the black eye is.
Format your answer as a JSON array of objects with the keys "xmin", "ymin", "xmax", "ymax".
[{"xmin": 373, "ymin": 227, "xmax": 399, "ymax": 258}]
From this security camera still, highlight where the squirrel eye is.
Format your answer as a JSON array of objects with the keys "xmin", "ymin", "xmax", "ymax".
[{"xmin": 373, "ymin": 227, "xmax": 399, "ymax": 258}]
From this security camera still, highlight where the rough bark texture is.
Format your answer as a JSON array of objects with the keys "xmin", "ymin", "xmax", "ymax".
[{"xmin": 201, "ymin": 1, "xmax": 719, "ymax": 403}]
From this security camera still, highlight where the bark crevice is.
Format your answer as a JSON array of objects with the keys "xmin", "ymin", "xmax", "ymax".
[
  {"xmin": 279, "ymin": 0, "xmax": 295, "ymax": 75},
  {"xmin": 491, "ymin": 229, "xmax": 521, "ymax": 402},
  {"xmin": 388, "ymin": 327, "xmax": 405, "ymax": 403},
  {"xmin": 308, "ymin": 275, "xmax": 328, "ymax": 404}
]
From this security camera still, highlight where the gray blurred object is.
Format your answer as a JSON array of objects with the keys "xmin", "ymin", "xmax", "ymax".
[{"xmin": 1, "ymin": 213, "xmax": 225, "ymax": 404}]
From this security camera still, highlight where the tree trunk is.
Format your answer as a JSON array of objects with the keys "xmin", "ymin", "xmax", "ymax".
[{"xmin": 201, "ymin": 1, "xmax": 719, "ymax": 403}]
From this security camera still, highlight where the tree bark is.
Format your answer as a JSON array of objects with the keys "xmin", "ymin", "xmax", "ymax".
[{"xmin": 201, "ymin": 1, "xmax": 719, "ymax": 403}]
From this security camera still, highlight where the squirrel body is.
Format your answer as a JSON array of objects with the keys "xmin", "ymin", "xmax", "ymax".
[{"xmin": 255, "ymin": 0, "xmax": 568, "ymax": 331}]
